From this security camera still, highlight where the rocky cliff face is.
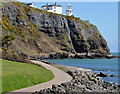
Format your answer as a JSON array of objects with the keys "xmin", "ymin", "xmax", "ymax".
[{"xmin": 2, "ymin": 2, "xmax": 110, "ymax": 55}]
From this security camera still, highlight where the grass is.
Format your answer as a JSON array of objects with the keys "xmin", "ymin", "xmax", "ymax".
[{"xmin": 2, "ymin": 59, "xmax": 54, "ymax": 93}]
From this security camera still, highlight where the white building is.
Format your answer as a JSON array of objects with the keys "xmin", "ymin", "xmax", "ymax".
[
  {"xmin": 41, "ymin": 2, "xmax": 62, "ymax": 14},
  {"xmin": 66, "ymin": 4, "xmax": 72, "ymax": 16},
  {"xmin": 27, "ymin": 2, "xmax": 35, "ymax": 8}
]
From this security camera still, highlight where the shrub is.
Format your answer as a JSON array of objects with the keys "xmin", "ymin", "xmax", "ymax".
[
  {"xmin": 78, "ymin": 27, "xmax": 82, "ymax": 31},
  {"xmin": 4, "ymin": 26, "xmax": 7, "ymax": 30},
  {"xmin": 2, "ymin": 34, "xmax": 15, "ymax": 51},
  {"xmin": 24, "ymin": 39, "xmax": 28, "ymax": 43},
  {"xmin": 13, "ymin": 52, "xmax": 19, "ymax": 59},
  {"xmin": 2, "ymin": 50, "xmax": 31, "ymax": 63},
  {"xmin": 21, "ymin": 33, "xmax": 25, "ymax": 37},
  {"xmin": 11, "ymin": 50, "xmax": 15, "ymax": 53}
]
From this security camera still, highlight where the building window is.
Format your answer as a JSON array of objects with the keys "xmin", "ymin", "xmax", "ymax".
[
  {"xmin": 67, "ymin": 5, "xmax": 71, "ymax": 9},
  {"xmin": 50, "ymin": 7, "xmax": 52, "ymax": 10},
  {"xmin": 54, "ymin": 6, "xmax": 56, "ymax": 9},
  {"xmin": 54, "ymin": 10, "xmax": 56, "ymax": 12},
  {"xmin": 47, "ymin": 7, "xmax": 52, "ymax": 10}
]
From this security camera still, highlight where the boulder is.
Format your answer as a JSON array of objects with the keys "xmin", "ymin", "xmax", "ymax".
[
  {"xmin": 110, "ymin": 75, "xmax": 119, "ymax": 77},
  {"xmin": 66, "ymin": 70, "xmax": 76, "ymax": 77},
  {"xmin": 96, "ymin": 72, "xmax": 108, "ymax": 77}
]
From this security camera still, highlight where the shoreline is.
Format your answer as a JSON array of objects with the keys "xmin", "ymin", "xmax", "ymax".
[
  {"xmin": 41, "ymin": 60, "xmax": 119, "ymax": 84},
  {"xmin": 33, "ymin": 60, "xmax": 120, "ymax": 93},
  {"xmin": 29, "ymin": 52, "xmax": 120, "ymax": 60}
]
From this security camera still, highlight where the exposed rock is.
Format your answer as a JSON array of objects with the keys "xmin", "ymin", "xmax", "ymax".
[
  {"xmin": 33, "ymin": 69, "xmax": 120, "ymax": 93},
  {"xmin": 33, "ymin": 61, "xmax": 120, "ymax": 93},
  {"xmin": 110, "ymin": 75, "xmax": 119, "ymax": 77},
  {"xmin": 49, "ymin": 53, "xmax": 69, "ymax": 59},
  {"xmin": 41, "ymin": 60, "xmax": 56, "ymax": 65},
  {"xmin": 2, "ymin": 2, "xmax": 110, "ymax": 56},
  {"xmin": 96, "ymin": 72, "xmax": 108, "ymax": 77},
  {"xmin": 29, "ymin": 52, "xmax": 119, "ymax": 59}
]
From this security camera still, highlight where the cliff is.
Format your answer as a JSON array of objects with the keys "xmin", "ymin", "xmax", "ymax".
[{"xmin": 1, "ymin": 2, "xmax": 110, "ymax": 56}]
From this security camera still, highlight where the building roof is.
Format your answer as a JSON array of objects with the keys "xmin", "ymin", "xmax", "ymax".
[
  {"xmin": 41, "ymin": 3, "xmax": 62, "ymax": 8},
  {"xmin": 41, "ymin": 5, "xmax": 47, "ymax": 7},
  {"xmin": 48, "ymin": 4, "xmax": 62, "ymax": 7},
  {"xmin": 27, "ymin": 3, "xmax": 32, "ymax": 5},
  {"xmin": 27, "ymin": 2, "xmax": 35, "ymax": 6}
]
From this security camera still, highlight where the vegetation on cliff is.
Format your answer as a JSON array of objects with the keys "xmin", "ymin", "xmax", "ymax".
[
  {"xmin": 2, "ymin": 2, "xmax": 110, "ymax": 56},
  {"xmin": 1, "ymin": 34, "xmax": 15, "ymax": 51}
]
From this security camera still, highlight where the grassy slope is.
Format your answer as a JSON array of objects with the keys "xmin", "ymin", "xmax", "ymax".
[{"xmin": 2, "ymin": 59, "xmax": 54, "ymax": 93}]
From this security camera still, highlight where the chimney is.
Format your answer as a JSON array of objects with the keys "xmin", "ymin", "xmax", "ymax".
[
  {"xmin": 46, "ymin": 3, "xmax": 48, "ymax": 6},
  {"xmin": 55, "ymin": 2, "xmax": 57, "ymax": 5},
  {"xmin": 51, "ymin": 3, "xmax": 52, "ymax": 5}
]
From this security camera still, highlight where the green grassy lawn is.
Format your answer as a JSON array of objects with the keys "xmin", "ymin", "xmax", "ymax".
[{"xmin": 2, "ymin": 59, "xmax": 54, "ymax": 93}]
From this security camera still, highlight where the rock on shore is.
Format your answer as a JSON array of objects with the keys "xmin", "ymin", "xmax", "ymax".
[
  {"xmin": 33, "ymin": 64, "xmax": 120, "ymax": 93},
  {"xmin": 29, "ymin": 52, "xmax": 119, "ymax": 60}
]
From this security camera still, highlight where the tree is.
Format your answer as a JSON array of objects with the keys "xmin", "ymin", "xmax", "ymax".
[{"xmin": 1, "ymin": 34, "xmax": 15, "ymax": 51}]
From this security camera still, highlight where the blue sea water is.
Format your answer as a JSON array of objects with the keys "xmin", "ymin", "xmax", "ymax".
[{"xmin": 46, "ymin": 53, "xmax": 120, "ymax": 85}]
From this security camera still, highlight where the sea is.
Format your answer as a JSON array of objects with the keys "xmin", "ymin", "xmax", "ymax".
[{"xmin": 46, "ymin": 53, "xmax": 120, "ymax": 85}]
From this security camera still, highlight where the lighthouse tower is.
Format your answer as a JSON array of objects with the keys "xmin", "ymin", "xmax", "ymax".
[{"xmin": 66, "ymin": 4, "xmax": 72, "ymax": 16}]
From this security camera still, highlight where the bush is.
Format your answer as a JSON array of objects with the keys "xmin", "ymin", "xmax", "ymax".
[
  {"xmin": 2, "ymin": 50, "xmax": 31, "ymax": 63},
  {"xmin": 2, "ymin": 34, "xmax": 15, "ymax": 51},
  {"xmin": 13, "ymin": 52, "xmax": 19, "ymax": 59},
  {"xmin": 78, "ymin": 27, "xmax": 82, "ymax": 31}
]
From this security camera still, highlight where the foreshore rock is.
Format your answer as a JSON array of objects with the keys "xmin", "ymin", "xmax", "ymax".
[
  {"xmin": 29, "ymin": 52, "xmax": 119, "ymax": 60},
  {"xmin": 33, "ymin": 61, "xmax": 120, "ymax": 93},
  {"xmin": 95, "ymin": 72, "xmax": 108, "ymax": 77}
]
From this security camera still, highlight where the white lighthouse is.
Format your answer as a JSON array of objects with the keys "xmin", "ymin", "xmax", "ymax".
[{"xmin": 66, "ymin": 4, "xmax": 72, "ymax": 16}]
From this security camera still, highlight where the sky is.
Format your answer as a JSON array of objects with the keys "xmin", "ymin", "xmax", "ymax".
[{"xmin": 19, "ymin": 0, "xmax": 118, "ymax": 52}]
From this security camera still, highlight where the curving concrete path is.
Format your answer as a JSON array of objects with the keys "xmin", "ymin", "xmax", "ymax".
[{"xmin": 7, "ymin": 60, "xmax": 72, "ymax": 94}]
